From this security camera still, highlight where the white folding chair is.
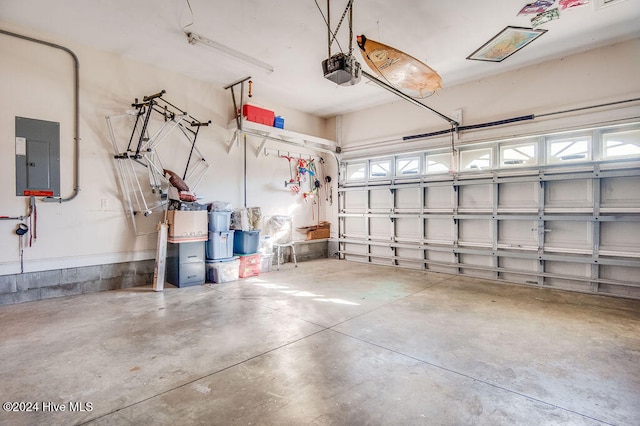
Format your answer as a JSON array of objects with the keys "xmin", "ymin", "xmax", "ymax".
[{"xmin": 267, "ymin": 215, "xmax": 297, "ymax": 271}]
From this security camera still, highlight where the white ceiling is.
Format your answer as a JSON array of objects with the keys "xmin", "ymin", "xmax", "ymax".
[{"xmin": 1, "ymin": 0, "xmax": 639, "ymax": 118}]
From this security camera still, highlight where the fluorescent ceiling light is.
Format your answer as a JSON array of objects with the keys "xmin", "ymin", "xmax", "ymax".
[{"xmin": 186, "ymin": 32, "xmax": 274, "ymax": 74}]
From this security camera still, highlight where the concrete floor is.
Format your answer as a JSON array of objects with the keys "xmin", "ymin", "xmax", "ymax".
[{"xmin": 0, "ymin": 259, "xmax": 639, "ymax": 426}]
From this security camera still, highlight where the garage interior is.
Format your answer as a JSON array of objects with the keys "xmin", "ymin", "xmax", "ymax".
[{"xmin": 1, "ymin": 0, "xmax": 639, "ymax": 425}]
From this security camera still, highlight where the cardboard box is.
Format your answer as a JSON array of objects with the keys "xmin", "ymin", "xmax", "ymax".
[
  {"xmin": 167, "ymin": 210, "xmax": 208, "ymax": 242},
  {"xmin": 306, "ymin": 228, "xmax": 330, "ymax": 240}
]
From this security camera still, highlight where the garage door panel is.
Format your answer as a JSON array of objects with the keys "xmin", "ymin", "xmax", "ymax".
[
  {"xmin": 370, "ymin": 189, "xmax": 391, "ymax": 210},
  {"xmin": 600, "ymin": 265, "xmax": 640, "ymax": 283},
  {"xmin": 545, "ymin": 278, "xmax": 591, "ymax": 292},
  {"xmin": 499, "ymin": 182, "xmax": 538, "ymax": 211},
  {"xmin": 459, "ymin": 219, "xmax": 491, "ymax": 246},
  {"xmin": 459, "ymin": 184, "xmax": 493, "ymax": 211},
  {"xmin": 343, "ymin": 243, "xmax": 368, "ymax": 261},
  {"xmin": 396, "ymin": 247, "xmax": 423, "ymax": 260},
  {"xmin": 344, "ymin": 191, "xmax": 366, "ymax": 210},
  {"xmin": 600, "ymin": 222, "xmax": 640, "ymax": 255},
  {"xmin": 396, "ymin": 187, "xmax": 421, "ymax": 210},
  {"xmin": 370, "ymin": 217, "xmax": 391, "ymax": 239},
  {"xmin": 396, "ymin": 247, "xmax": 424, "ymax": 269},
  {"xmin": 598, "ymin": 283, "xmax": 640, "ymax": 299},
  {"xmin": 460, "ymin": 254, "xmax": 494, "ymax": 279},
  {"xmin": 425, "ymin": 218, "xmax": 453, "ymax": 243},
  {"xmin": 601, "ymin": 177, "xmax": 640, "ymax": 210},
  {"xmin": 344, "ymin": 217, "xmax": 366, "ymax": 237},
  {"xmin": 370, "ymin": 245, "xmax": 391, "ymax": 257},
  {"xmin": 498, "ymin": 220, "xmax": 537, "ymax": 248},
  {"xmin": 499, "ymin": 257, "xmax": 538, "ymax": 284},
  {"xmin": 545, "ymin": 180, "xmax": 592, "ymax": 210},
  {"xmin": 544, "ymin": 221, "xmax": 591, "ymax": 252},
  {"xmin": 396, "ymin": 217, "xmax": 421, "ymax": 240},
  {"xmin": 425, "ymin": 186, "xmax": 453, "ymax": 211},
  {"xmin": 371, "ymin": 245, "xmax": 393, "ymax": 266},
  {"xmin": 545, "ymin": 261, "xmax": 591, "ymax": 292},
  {"xmin": 426, "ymin": 250, "xmax": 456, "ymax": 273}
]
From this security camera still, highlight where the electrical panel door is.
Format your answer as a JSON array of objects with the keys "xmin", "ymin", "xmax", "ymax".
[{"xmin": 15, "ymin": 116, "xmax": 60, "ymax": 197}]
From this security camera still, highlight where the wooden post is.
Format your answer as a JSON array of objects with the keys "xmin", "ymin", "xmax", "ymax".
[{"xmin": 153, "ymin": 222, "xmax": 169, "ymax": 291}]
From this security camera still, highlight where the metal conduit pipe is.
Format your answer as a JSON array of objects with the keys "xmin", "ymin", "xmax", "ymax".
[{"xmin": 0, "ymin": 28, "xmax": 80, "ymax": 203}]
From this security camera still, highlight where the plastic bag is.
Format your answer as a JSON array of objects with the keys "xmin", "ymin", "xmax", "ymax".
[
  {"xmin": 247, "ymin": 207, "xmax": 262, "ymax": 230},
  {"xmin": 265, "ymin": 215, "xmax": 293, "ymax": 244},
  {"xmin": 211, "ymin": 201, "xmax": 233, "ymax": 211},
  {"xmin": 231, "ymin": 209, "xmax": 249, "ymax": 230}
]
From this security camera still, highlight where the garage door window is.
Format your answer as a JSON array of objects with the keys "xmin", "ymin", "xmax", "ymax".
[
  {"xmin": 460, "ymin": 148, "xmax": 492, "ymax": 171},
  {"xmin": 500, "ymin": 141, "xmax": 537, "ymax": 167},
  {"xmin": 346, "ymin": 162, "xmax": 366, "ymax": 181},
  {"xmin": 370, "ymin": 159, "xmax": 392, "ymax": 178},
  {"xmin": 396, "ymin": 156, "xmax": 420, "ymax": 176},
  {"xmin": 602, "ymin": 129, "xmax": 640, "ymax": 159},
  {"xmin": 425, "ymin": 152, "xmax": 451, "ymax": 174},
  {"xmin": 547, "ymin": 136, "xmax": 591, "ymax": 163}
]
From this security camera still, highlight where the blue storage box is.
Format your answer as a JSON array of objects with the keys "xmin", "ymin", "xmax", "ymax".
[
  {"xmin": 208, "ymin": 211, "xmax": 231, "ymax": 232},
  {"xmin": 233, "ymin": 230, "xmax": 260, "ymax": 254},
  {"xmin": 206, "ymin": 230, "xmax": 234, "ymax": 260},
  {"xmin": 274, "ymin": 116, "xmax": 284, "ymax": 129}
]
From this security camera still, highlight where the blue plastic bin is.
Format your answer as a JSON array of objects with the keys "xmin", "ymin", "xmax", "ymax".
[
  {"xmin": 208, "ymin": 211, "xmax": 231, "ymax": 232},
  {"xmin": 233, "ymin": 230, "xmax": 260, "ymax": 254},
  {"xmin": 206, "ymin": 230, "xmax": 234, "ymax": 260}
]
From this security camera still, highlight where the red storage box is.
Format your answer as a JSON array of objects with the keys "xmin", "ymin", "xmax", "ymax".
[
  {"xmin": 242, "ymin": 104, "xmax": 275, "ymax": 126},
  {"xmin": 238, "ymin": 253, "xmax": 261, "ymax": 278}
]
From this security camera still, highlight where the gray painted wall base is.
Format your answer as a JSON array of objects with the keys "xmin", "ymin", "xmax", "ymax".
[
  {"xmin": 275, "ymin": 239, "xmax": 329, "ymax": 264},
  {"xmin": 0, "ymin": 260, "xmax": 155, "ymax": 306},
  {"xmin": 0, "ymin": 241, "xmax": 329, "ymax": 306}
]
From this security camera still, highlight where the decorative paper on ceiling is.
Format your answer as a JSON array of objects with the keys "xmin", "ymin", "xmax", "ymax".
[
  {"xmin": 517, "ymin": 0, "xmax": 589, "ymax": 28},
  {"xmin": 532, "ymin": 7, "xmax": 560, "ymax": 26},
  {"xmin": 559, "ymin": 0, "xmax": 590, "ymax": 9},
  {"xmin": 518, "ymin": 0, "xmax": 556, "ymax": 16}
]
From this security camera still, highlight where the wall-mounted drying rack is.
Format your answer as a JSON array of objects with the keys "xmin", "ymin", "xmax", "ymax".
[{"xmin": 106, "ymin": 90, "xmax": 211, "ymax": 234}]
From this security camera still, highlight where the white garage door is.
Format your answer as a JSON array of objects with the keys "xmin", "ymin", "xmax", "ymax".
[{"xmin": 338, "ymin": 124, "xmax": 640, "ymax": 299}]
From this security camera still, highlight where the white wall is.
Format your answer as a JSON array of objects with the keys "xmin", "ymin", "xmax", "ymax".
[
  {"xmin": 338, "ymin": 38, "xmax": 640, "ymax": 155},
  {"xmin": 0, "ymin": 22, "xmax": 331, "ymax": 274}
]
